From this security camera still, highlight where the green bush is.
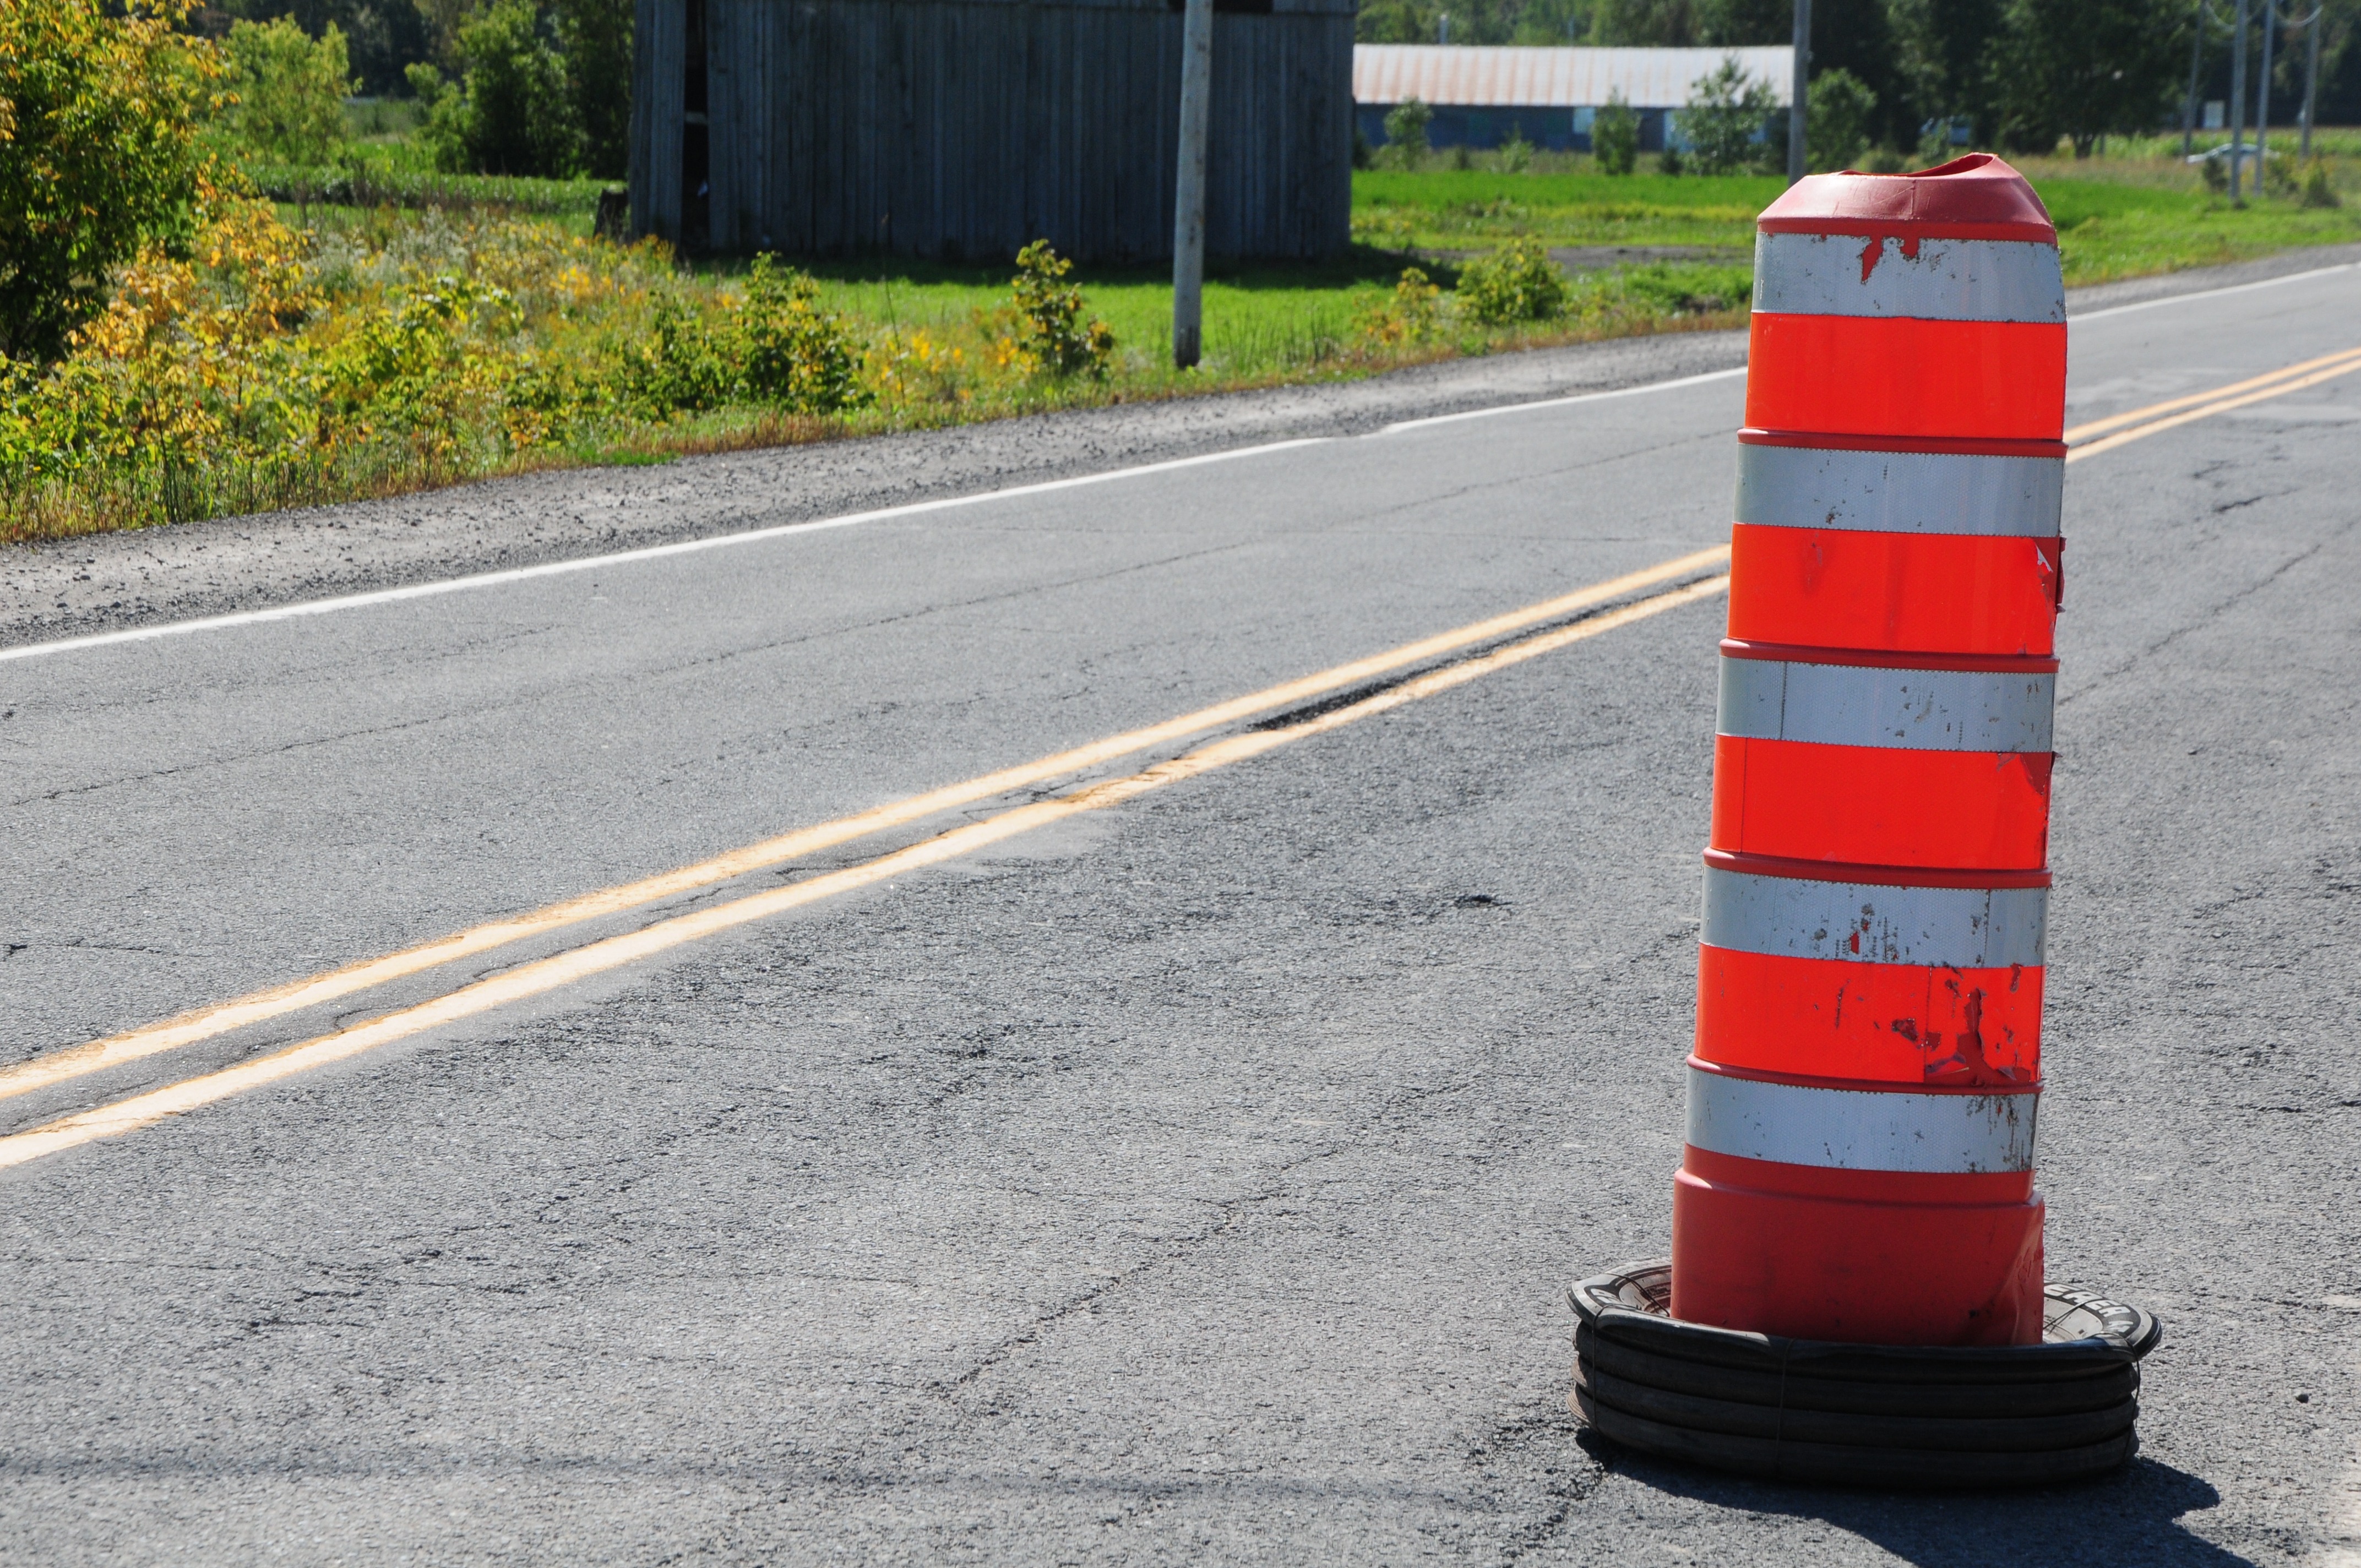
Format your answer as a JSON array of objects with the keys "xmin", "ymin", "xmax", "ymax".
[
  {"xmin": 0, "ymin": 0, "xmax": 220, "ymax": 364},
  {"xmin": 1382, "ymin": 97, "xmax": 1433, "ymax": 170},
  {"xmin": 739, "ymin": 255, "xmax": 869, "ymax": 412},
  {"xmin": 1679, "ymin": 55, "xmax": 1782, "ymax": 176},
  {"xmin": 1351, "ymin": 266, "xmax": 1443, "ymax": 345},
  {"xmin": 1498, "ymin": 127, "xmax": 1535, "ymax": 173},
  {"xmin": 1009, "ymin": 241, "xmax": 1116, "ymax": 378},
  {"xmin": 2299, "ymin": 159, "xmax": 2342, "ymax": 209},
  {"xmin": 1592, "ymin": 91, "xmax": 1640, "ymax": 176},
  {"xmin": 221, "ymin": 17, "xmax": 353, "ymax": 166},
  {"xmin": 1804, "ymin": 68, "xmax": 1876, "ymax": 174},
  {"xmin": 1456, "ymin": 237, "xmax": 1568, "ymax": 324},
  {"xmin": 410, "ymin": 0, "xmax": 584, "ymax": 178}
]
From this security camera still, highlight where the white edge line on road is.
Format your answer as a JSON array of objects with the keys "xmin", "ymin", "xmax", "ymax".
[
  {"xmin": 2068, "ymin": 260, "xmax": 2361, "ymax": 323},
  {"xmin": 0, "ymin": 437, "xmax": 1336, "ymax": 667},
  {"xmin": 1374, "ymin": 365, "xmax": 1749, "ymax": 435}
]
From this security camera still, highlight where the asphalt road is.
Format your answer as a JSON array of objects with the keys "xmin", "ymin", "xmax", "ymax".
[{"xmin": 2, "ymin": 259, "xmax": 2357, "ymax": 1566}]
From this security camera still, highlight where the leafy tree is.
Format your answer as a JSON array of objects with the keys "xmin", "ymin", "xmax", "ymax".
[
  {"xmin": 221, "ymin": 17, "xmax": 355, "ymax": 165},
  {"xmin": 1382, "ymin": 97, "xmax": 1434, "ymax": 167},
  {"xmin": 1888, "ymin": 0, "xmax": 2004, "ymax": 146},
  {"xmin": 217, "ymin": 0, "xmax": 431, "ymax": 97},
  {"xmin": 1592, "ymin": 90, "xmax": 1640, "ymax": 173},
  {"xmin": 1354, "ymin": 0, "xmax": 1598, "ymax": 44},
  {"xmin": 1805, "ymin": 66, "xmax": 1877, "ymax": 171},
  {"xmin": 1679, "ymin": 53, "xmax": 1781, "ymax": 174},
  {"xmin": 1589, "ymin": 0, "xmax": 1701, "ymax": 45},
  {"xmin": 0, "ymin": 0, "xmax": 221, "ymax": 364},
  {"xmin": 1992, "ymin": 0, "xmax": 2186, "ymax": 157},
  {"xmin": 409, "ymin": 0, "xmax": 584, "ymax": 176},
  {"xmin": 550, "ymin": 0, "xmax": 632, "ymax": 179}
]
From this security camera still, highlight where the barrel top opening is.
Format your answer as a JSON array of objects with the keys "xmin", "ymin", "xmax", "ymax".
[{"xmin": 1757, "ymin": 153, "xmax": 2056, "ymax": 244}]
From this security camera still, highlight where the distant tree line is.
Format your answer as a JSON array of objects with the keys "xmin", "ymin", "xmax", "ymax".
[
  {"xmin": 1355, "ymin": 0, "xmax": 2361, "ymax": 157},
  {"xmin": 200, "ymin": 0, "xmax": 630, "ymax": 177}
]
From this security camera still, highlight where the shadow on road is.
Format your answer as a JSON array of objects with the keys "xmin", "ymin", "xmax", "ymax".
[{"xmin": 1576, "ymin": 1431, "xmax": 2253, "ymax": 1567}]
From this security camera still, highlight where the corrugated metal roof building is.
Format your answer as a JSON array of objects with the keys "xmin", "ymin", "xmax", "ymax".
[{"xmin": 1353, "ymin": 44, "xmax": 1793, "ymax": 153}]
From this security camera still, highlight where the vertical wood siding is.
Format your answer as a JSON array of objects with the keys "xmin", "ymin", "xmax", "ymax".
[
  {"xmin": 629, "ymin": 0, "xmax": 687, "ymax": 241},
  {"xmin": 646, "ymin": 0, "xmax": 1351, "ymax": 262}
]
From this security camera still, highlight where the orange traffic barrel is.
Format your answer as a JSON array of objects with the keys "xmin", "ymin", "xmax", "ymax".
[
  {"xmin": 1684, "ymin": 155, "xmax": 2065, "ymax": 1349},
  {"xmin": 1730, "ymin": 154, "xmax": 2066, "ymax": 659},
  {"xmin": 1572, "ymin": 155, "xmax": 2159, "ymax": 1485}
]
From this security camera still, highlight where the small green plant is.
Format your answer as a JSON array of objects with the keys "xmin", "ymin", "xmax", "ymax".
[
  {"xmin": 1915, "ymin": 126, "xmax": 1960, "ymax": 169},
  {"xmin": 1658, "ymin": 143, "xmax": 1685, "ymax": 176},
  {"xmin": 1592, "ymin": 92, "xmax": 1640, "ymax": 176},
  {"xmin": 1009, "ymin": 240, "xmax": 1116, "ymax": 378},
  {"xmin": 1498, "ymin": 126, "xmax": 1535, "ymax": 173},
  {"xmin": 1382, "ymin": 97, "xmax": 1433, "ymax": 169},
  {"xmin": 1450, "ymin": 141, "xmax": 1475, "ymax": 171},
  {"xmin": 2299, "ymin": 158, "xmax": 2342, "ymax": 208},
  {"xmin": 1351, "ymin": 211, "xmax": 1419, "ymax": 253},
  {"xmin": 2200, "ymin": 150, "xmax": 2228, "ymax": 193},
  {"xmin": 1864, "ymin": 145, "xmax": 1909, "ymax": 174},
  {"xmin": 1456, "ymin": 237, "xmax": 1567, "ymax": 325},
  {"xmin": 1352, "ymin": 266, "xmax": 1443, "ymax": 345}
]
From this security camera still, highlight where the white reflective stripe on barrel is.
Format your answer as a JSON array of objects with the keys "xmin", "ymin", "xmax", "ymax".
[
  {"xmin": 1734, "ymin": 445, "xmax": 2064, "ymax": 537},
  {"xmin": 1702, "ymin": 864, "xmax": 2046, "ymax": 968},
  {"xmin": 1718, "ymin": 658, "xmax": 2054, "ymax": 753},
  {"xmin": 1686, "ymin": 1066, "xmax": 2039, "ymax": 1173},
  {"xmin": 1750, "ymin": 232, "xmax": 2065, "ymax": 323}
]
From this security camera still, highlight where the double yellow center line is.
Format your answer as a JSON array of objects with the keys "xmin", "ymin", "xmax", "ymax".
[
  {"xmin": 2063, "ymin": 343, "xmax": 2361, "ymax": 458},
  {"xmin": 0, "ymin": 553, "xmax": 1735, "ymax": 1170},
  {"xmin": 4, "ymin": 342, "xmax": 2352, "ymax": 1171}
]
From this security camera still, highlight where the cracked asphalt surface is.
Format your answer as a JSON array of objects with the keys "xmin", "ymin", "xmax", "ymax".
[{"xmin": 2, "ymin": 254, "xmax": 2358, "ymax": 1565}]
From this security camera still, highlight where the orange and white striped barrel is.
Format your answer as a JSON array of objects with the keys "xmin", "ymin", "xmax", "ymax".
[{"xmin": 1671, "ymin": 156, "xmax": 2064, "ymax": 1348}]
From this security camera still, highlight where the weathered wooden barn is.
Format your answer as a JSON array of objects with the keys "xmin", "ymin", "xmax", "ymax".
[{"xmin": 628, "ymin": 0, "xmax": 1354, "ymax": 263}]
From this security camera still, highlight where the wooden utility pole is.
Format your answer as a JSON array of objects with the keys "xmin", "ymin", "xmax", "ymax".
[
  {"xmin": 2256, "ymin": 0, "xmax": 2278, "ymax": 185},
  {"xmin": 2229, "ymin": 0, "xmax": 2249, "ymax": 200},
  {"xmin": 1172, "ymin": 0, "xmax": 1214, "ymax": 369},
  {"xmin": 2300, "ymin": 1, "xmax": 2324, "ymax": 159},
  {"xmin": 1787, "ymin": 0, "xmax": 1810, "ymax": 184}
]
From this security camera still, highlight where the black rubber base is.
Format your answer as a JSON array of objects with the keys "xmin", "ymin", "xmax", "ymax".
[{"xmin": 1569, "ymin": 1261, "xmax": 2162, "ymax": 1489}]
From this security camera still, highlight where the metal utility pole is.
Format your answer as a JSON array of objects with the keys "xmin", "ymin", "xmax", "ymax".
[
  {"xmin": 1787, "ymin": 0, "xmax": 1811, "ymax": 184},
  {"xmin": 2300, "ymin": 1, "xmax": 2324, "ymax": 158},
  {"xmin": 2229, "ymin": 0, "xmax": 2249, "ymax": 200},
  {"xmin": 1171, "ymin": 0, "xmax": 1212, "ymax": 369},
  {"xmin": 2256, "ymin": 0, "xmax": 2277, "ymax": 188},
  {"xmin": 2184, "ymin": 0, "xmax": 2206, "ymax": 157}
]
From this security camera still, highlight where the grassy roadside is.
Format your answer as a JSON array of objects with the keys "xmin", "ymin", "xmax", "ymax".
[{"xmin": 6, "ymin": 142, "xmax": 2357, "ymax": 546}]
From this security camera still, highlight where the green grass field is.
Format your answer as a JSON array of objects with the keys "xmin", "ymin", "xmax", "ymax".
[{"xmin": 1347, "ymin": 155, "xmax": 2361, "ymax": 284}]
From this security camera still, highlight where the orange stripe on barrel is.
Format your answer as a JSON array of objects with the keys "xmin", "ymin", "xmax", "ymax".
[
  {"xmin": 1671, "ymin": 1148, "xmax": 2045, "ymax": 1345},
  {"xmin": 1710, "ymin": 735, "xmax": 2052, "ymax": 871},
  {"xmin": 1695, "ymin": 944, "xmax": 2043, "ymax": 1085},
  {"xmin": 1727, "ymin": 522, "xmax": 2059, "ymax": 657},
  {"xmin": 1744, "ymin": 314, "xmax": 2067, "ymax": 442}
]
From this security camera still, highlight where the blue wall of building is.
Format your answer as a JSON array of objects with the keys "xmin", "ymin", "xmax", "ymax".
[{"xmin": 1356, "ymin": 104, "xmax": 1671, "ymax": 154}]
